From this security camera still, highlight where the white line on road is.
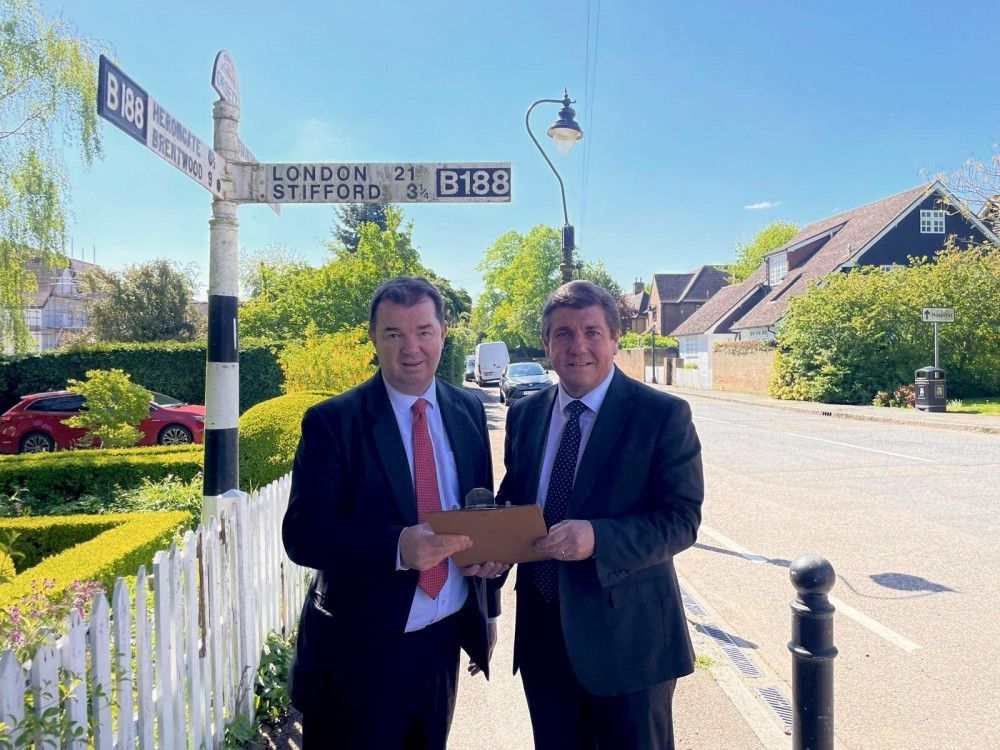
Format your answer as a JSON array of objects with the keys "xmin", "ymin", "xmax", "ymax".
[
  {"xmin": 699, "ymin": 525, "xmax": 921, "ymax": 653},
  {"xmin": 695, "ymin": 416, "xmax": 735, "ymax": 425},
  {"xmin": 783, "ymin": 432, "xmax": 936, "ymax": 463}
]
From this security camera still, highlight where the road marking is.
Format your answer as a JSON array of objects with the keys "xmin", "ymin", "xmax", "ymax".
[
  {"xmin": 700, "ymin": 525, "xmax": 768, "ymax": 563},
  {"xmin": 783, "ymin": 432, "xmax": 936, "ymax": 463},
  {"xmin": 699, "ymin": 525, "xmax": 921, "ymax": 653},
  {"xmin": 827, "ymin": 594, "xmax": 920, "ymax": 652},
  {"xmin": 695, "ymin": 416, "xmax": 735, "ymax": 425}
]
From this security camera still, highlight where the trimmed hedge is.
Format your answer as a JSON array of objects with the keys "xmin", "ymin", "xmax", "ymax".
[
  {"xmin": 0, "ymin": 341, "xmax": 284, "ymax": 414},
  {"xmin": 238, "ymin": 392, "xmax": 331, "ymax": 492},
  {"xmin": 0, "ymin": 511, "xmax": 189, "ymax": 606},
  {"xmin": 0, "ymin": 444, "xmax": 203, "ymax": 512},
  {"xmin": 438, "ymin": 327, "xmax": 476, "ymax": 386}
]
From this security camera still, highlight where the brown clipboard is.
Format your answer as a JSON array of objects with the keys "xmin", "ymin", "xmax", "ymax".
[{"xmin": 425, "ymin": 504, "xmax": 549, "ymax": 567}]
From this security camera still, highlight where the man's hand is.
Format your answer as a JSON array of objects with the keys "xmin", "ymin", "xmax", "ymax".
[
  {"xmin": 460, "ymin": 561, "xmax": 510, "ymax": 578},
  {"xmin": 399, "ymin": 523, "xmax": 471, "ymax": 571},
  {"xmin": 534, "ymin": 519, "xmax": 595, "ymax": 561},
  {"xmin": 468, "ymin": 621, "xmax": 497, "ymax": 677}
]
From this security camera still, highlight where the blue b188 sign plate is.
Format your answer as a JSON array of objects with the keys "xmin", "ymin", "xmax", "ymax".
[{"xmin": 97, "ymin": 55, "xmax": 148, "ymax": 145}]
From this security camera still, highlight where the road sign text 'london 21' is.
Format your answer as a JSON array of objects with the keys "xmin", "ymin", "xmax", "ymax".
[{"xmin": 263, "ymin": 162, "xmax": 511, "ymax": 203}]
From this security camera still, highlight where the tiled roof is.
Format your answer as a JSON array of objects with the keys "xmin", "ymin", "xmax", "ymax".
[
  {"xmin": 651, "ymin": 272, "xmax": 694, "ymax": 302},
  {"xmin": 629, "ymin": 290, "xmax": 649, "ymax": 315},
  {"xmin": 670, "ymin": 265, "xmax": 766, "ymax": 336},
  {"xmin": 23, "ymin": 257, "xmax": 98, "ymax": 308},
  {"xmin": 731, "ymin": 183, "xmax": 933, "ymax": 330}
]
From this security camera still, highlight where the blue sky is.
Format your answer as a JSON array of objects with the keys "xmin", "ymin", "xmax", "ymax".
[{"xmin": 46, "ymin": 0, "xmax": 1000, "ymax": 300}]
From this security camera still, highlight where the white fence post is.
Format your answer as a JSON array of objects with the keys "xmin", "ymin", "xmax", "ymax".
[
  {"xmin": 112, "ymin": 578, "xmax": 136, "ymax": 750},
  {"xmin": 62, "ymin": 609, "xmax": 87, "ymax": 749},
  {"xmin": 135, "ymin": 566, "xmax": 154, "ymax": 749},
  {"xmin": 88, "ymin": 593, "xmax": 112, "ymax": 750}
]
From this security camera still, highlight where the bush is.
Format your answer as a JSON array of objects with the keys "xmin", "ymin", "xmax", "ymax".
[
  {"xmin": 278, "ymin": 324, "xmax": 374, "ymax": 394},
  {"xmin": 239, "ymin": 392, "xmax": 331, "ymax": 491},
  {"xmin": 0, "ymin": 341, "xmax": 284, "ymax": 414},
  {"xmin": 438, "ymin": 327, "xmax": 476, "ymax": 385},
  {"xmin": 63, "ymin": 368, "xmax": 151, "ymax": 448},
  {"xmin": 618, "ymin": 331, "xmax": 677, "ymax": 349},
  {"xmin": 714, "ymin": 339, "xmax": 777, "ymax": 354},
  {"xmin": 0, "ymin": 444, "xmax": 203, "ymax": 514}
]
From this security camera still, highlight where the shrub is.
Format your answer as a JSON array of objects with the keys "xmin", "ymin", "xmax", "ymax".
[
  {"xmin": 238, "ymin": 392, "xmax": 331, "ymax": 491},
  {"xmin": 63, "ymin": 368, "xmax": 152, "ymax": 448},
  {"xmin": 618, "ymin": 331, "xmax": 677, "ymax": 350},
  {"xmin": 278, "ymin": 323, "xmax": 374, "ymax": 395},
  {"xmin": 714, "ymin": 339, "xmax": 777, "ymax": 354},
  {"xmin": 438, "ymin": 327, "xmax": 476, "ymax": 385}
]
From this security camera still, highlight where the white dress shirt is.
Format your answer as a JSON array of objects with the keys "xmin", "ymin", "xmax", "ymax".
[
  {"xmin": 385, "ymin": 379, "xmax": 468, "ymax": 632},
  {"xmin": 535, "ymin": 365, "xmax": 616, "ymax": 511}
]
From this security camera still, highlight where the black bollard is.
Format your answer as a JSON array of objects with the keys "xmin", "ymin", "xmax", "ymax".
[{"xmin": 788, "ymin": 553, "xmax": 838, "ymax": 750}]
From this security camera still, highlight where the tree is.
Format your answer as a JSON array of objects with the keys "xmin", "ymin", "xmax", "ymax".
[
  {"xmin": 473, "ymin": 225, "xmax": 561, "ymax": 353},
  {"xmin": 78, "ymin": 259, "xmax": 199, "ymax": 342},
  {"xmin": 278, "ymin": 323, "xmax": 375, "ymax": 394},
  {"xmin": 0, "ymin": 0, "xmax": 103, "ymax": 352},
  {"xmin": 239, "ymin": 243, "xmax": 307, "ymax": 299},
  {"xmin": 727, "ymin": 221, "xmax": 799, "ymax": 284},
  {"xmin": 929, "ymin": 150, "xmax": 1000, "ymax": 235},
  {"xmin": 63, "ymin": 369, "xmax": 151, "ymax": 448},
  {"xmin": 579, "ymin": 260, "xmax": 634, "ymax": 331},
  {"xmin": 331, "ymin": 203, "xmax": 388, "ymax": 252}
]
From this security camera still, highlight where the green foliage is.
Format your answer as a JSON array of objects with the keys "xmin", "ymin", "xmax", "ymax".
[
  {"xmin": 727, "ymin": 221, "xmax": 800, "ymax": 284},
  {"xmin": 0, "ymin": 578, "xmax": 104, "ymax": 662},
  {"xmin": 474, "ymin": 225, "xmax": 562, "ymax": 352},
  {"xmin": 438, "ymin": 327, "xmax": 476, "ymax": 386},
  {"xmin": 278, "ymin": 323, "xmax": 374, "ymax": 394},
  {"xmin": 618, "ymin": 331, "xmax": 676, "ymax": 349},
  {"xmin": 0, "ymin": 0, "xmax": 105, "ymax": 353},
  {"xmin": 238, "ymin": 392, "xmax": 331, "ymax": 491},
  {"xmin": 771, "ymin": 243, "xmax": 1000, "ymax": 403},
  {"xmin": 0, "ymin": 511, "xmax": 189, "ymax": 606},
  {"xmin": 62, "ymin": 368, "xmax": 151, "ymax": 448},
  {"xmin": 239, "ymin": 243, "xmax": 307, "ymax": 299},
  {"xmin": 255, "ymin": 630, "xmax": 295, "ymax": 724},
  {"xmin": 872, "ymin": 385, "xmax": 915, "ymax": 408},
  {"xmin": 75, "ymin": 259, "xmax": 200, "ymax": 343},
  {"xmin": 332, "ymin": 202, "xmax": 389, "ymax": 253},
  {"xmin": 0, "ymin": 340, "xmax": 283, "ymax": 414},
  {"xmin": 714, "ymin": 339, "xmax": 777, "ymax": 354},
  {"xmin": 0, "ymin": 444, "xmax": 203, "ymax": 513}
]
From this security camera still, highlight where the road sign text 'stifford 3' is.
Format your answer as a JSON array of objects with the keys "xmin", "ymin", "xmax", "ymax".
[{"xmin": 263, "ymin": 162, "xmax": 511, "ymax": 203}]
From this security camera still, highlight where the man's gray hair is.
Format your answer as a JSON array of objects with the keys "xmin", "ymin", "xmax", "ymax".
[
  {"xmin": 541, "ymin": 280, "xmax": 621, "ymax": 339},
  {"xmin": 368, "ymin": 276, "xmax": 445, "ymax": 327}
]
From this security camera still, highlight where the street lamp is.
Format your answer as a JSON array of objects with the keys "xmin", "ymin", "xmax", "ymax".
[
  {"xmin": 649, "ymin": 323, "xmax": 658, "ymax": 384},
  {"xmin": 525, "ymin": 90, "xmax": 584, "ymax": 284}
]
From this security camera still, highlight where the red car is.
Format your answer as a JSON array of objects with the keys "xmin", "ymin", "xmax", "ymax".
[{"xmin": 0, "ymin": 391, "xmax": 205, "ymax": 454}]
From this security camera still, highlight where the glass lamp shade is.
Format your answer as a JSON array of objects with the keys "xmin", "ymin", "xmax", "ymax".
[{"xmin": 549, "ymin": 126, "xmax": 582, "ymax": 156}]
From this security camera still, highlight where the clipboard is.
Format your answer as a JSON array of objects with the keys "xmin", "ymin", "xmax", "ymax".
[{"xmin": 425, "ymin": 504, "xmax": 549, "ymax": 567}]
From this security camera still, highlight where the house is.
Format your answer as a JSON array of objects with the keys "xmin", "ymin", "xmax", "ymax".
[
  {"xmin": 646, "ymin": 266, "xmax": 728, "ymax": 337},
  {"xmin": 671, "ymin": 182, "xmax": 997, "ymax": 386},
  {"xmin": 627, "ymin": 280, "xmax": 649, "ymax": 333},
  {"xmin": 22, "ymin": 257, "xmax": 98, "ymax": 351}
]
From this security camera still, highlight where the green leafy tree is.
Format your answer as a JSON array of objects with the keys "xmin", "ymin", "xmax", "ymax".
[
  {"xmin": 78, "ymin": 259, "xmax": 199, "ymax": 342},
  {"xmin": 239, "ymin": 243, "xmax": 307, "ymax": 299},
  {"xmin": 727, "ymin": 221, "xmax": 799, "ymax": 284},
  {"xmin": 580, "ymin": 260, "xmax": 635, "ymax": 331},
  {"xmin": 278, "ymin": 323, "xmax": 375, "ymax": 394},
  {"xmin": 331, "ymin": 202, "xmax": 388, "ymax": 252},
  {"xmin": 63, "ymin": 368, "xmax": 151, "ymax": 447},
  {"xmin": 473, "ymin": 225, "xmax": 561, "ymax": 353},
  {"xmin": 0, "ymin": 0, "xmax": 104, "ymax": 352}
]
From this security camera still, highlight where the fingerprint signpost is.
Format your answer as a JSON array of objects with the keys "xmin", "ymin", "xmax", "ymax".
[{"xmin": 96, "ymin": 53, "xmax": 511, "ymax": 520}]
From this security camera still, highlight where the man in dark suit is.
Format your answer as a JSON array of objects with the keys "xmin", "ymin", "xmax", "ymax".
[
  {"xmin": 496, "ymin": 280, "xmax": 704, "ymax": 750},
  {"xmin": 282, "ymin": 276, "xmax": 506, "ymax": 749}
]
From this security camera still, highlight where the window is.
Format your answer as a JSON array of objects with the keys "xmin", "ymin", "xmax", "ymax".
[
  {"xmin": 768, "ymin": 254, "xmax": 787, "ymax": 286},
  {"xmin": 920, "ymin": 210, "xmax": 945, "ymax": 234},
  {"xmin": 682, "ymin": 338, "xmax": 699, "ymax": 356},
  {"xmin": 880, "ymin": 263, "xmax": 902, "ymax": 272}
]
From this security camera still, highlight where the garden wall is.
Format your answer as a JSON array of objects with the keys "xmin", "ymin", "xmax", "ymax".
[{"xmin": 712, "ymin": 349, "xmax": 776, "ymax": 396}]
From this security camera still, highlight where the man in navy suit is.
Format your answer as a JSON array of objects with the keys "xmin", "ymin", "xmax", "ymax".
[
  {"xmin": 282, "ymin": 276, "xmax": 505, "ymax": 749},
  {"xmin": 497, "ymin": 280, "xmax": 704, "ymax": 749}
]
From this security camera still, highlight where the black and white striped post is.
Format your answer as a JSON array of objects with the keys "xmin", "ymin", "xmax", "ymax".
[{"xmin": 203, "ymin": 76, "xmax": 242, "ymax": 520}]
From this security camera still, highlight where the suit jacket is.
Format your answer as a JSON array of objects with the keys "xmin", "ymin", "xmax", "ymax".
[
  {"xmin": 282, "ymin": 371, "xmax": 497, "ymax": 715},
  {"xmin": 496, "ymin": 368, "xmax": 703, "ymax": 697}
]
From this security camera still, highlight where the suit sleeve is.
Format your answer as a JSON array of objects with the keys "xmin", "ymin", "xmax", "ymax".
[
  {"xmin": 282, "ymin": 404, "xmax": 404, "ymax": 576},
  {"xmin": 590, "ymin": 398, "xmax": 703, "ymax": 586},
  {"xmin": 475, "ymin": 398, "xmax": 504, "ymax": 619}
]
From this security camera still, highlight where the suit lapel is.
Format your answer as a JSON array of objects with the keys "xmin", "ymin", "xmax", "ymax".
[
  {"xmin": 437, "ymin": 382, "xmax": 476, "ymax": 504},
  {"xmin": 521, "ymin": 386, "xmax": 558, "ymax": 506},
  {"xmin": 367, "ymin": 372, "xmax": 418, "ymax": 525},
  {"xmin": 568, "ymin": 369, "xmax": 635, "ymax": 518}
]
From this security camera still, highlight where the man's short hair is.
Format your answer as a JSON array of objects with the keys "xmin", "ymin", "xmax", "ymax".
[
  {"xmin": 542, "ymin": 280, "xmax": 621, "ymax": 339},
  {"xmin": 368, "ymin": 276, "xmax": 446, "ymax": 328}
]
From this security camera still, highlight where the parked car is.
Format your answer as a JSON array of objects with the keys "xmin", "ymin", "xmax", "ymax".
[
  {"xmin": 0, "ymin": 390, "xmax": 206, "ymax": 454},
  {"xmin": 475, "ymin": 341, "xmax": 510, "ymax": 386},
  {"xmin": 499, "ymin": 362, "xmax": 552, "ymax": 405},
  {"xmin": 464, "ymin": 354, "xmax": 476, "ymax": 382}
]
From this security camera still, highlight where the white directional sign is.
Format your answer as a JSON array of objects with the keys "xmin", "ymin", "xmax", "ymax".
[
  {"xmin": 97, "ymin": 55, "xmax": 226, "ymax": 198},
  {"xmin": 922, "ymin": 307, "xmax": 955, "ymax": 323},
  {"xmin": 235, "ymin": 138, "xmax": 280, "ymax": 215},
  {"xmin": 211, "ymin": 50, "xmax": 240, "ymax": 107},
  {"xmin": 260, "ymin": 162, "xmax": 511, "ymax": 203}
]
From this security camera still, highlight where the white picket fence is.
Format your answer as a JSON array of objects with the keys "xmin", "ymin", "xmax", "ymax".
[{"xmin": 0, "ymin": 473, "xmax": 309, "ymax": 749}]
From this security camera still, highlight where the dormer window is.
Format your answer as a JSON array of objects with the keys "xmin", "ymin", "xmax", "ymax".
[
  {"xmin": 768, "ymin": 253, "xmax": 788, "ymax": 286},
  {"xmin": 920, "ymin": 210, "xmax": 945, "ymax": 234}
]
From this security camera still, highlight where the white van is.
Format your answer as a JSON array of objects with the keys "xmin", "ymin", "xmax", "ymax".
[{"xmin": 474, "ymin": 341, "xmax": 510, "ymax": 386}]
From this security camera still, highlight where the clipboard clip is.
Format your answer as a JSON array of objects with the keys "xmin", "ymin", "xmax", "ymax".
[{"xmin": 464, "ymin": 487, "xmax": 512, "ymax": 510}]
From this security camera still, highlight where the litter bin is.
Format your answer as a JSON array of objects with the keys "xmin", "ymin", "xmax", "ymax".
[{"xmin": 914, "ymin": 366, "xmax": 946, "ymax": 412}]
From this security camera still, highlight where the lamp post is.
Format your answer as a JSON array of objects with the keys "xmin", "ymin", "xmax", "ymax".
[
  {"xmin": 526, "ymin": 90, "xmax": 584, "ymax": 284},
  {"xmin": 649, "ymin": 324, "xmax": 658, "ymax": 384}
]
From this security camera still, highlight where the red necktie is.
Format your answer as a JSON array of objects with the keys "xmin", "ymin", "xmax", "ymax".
[{"xmin": 412, "ymin": 398, "xmax": 447, "ymax": 599}]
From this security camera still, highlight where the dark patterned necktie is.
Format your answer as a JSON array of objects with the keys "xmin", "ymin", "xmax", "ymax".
[
  {"xmin": 412, "ymin": 398, "xmax": 446, "ymax": 598},
  {"xmin": 534, "ymin": 400, "xmax": 587, "ymax": 601}
]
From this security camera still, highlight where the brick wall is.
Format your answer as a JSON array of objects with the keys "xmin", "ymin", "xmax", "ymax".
[
  {"xmin": 614, "ymin": 348, "xmax": 673, "ymax": 384},
  {"xmin": 712, "ymin": 350, "xmax": 776, "ymax": 395}
]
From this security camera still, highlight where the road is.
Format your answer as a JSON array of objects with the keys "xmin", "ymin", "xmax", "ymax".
[{"xmin": 453, "ymin": 381, "xmax": 1000, "ymax": 749}]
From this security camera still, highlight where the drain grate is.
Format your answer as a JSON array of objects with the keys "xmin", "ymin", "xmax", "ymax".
[
  {"xmin": 699, "ymin": 622, "xmax": 763, "ymax": 678},
  {"xmin": 755, "ymin": 685, "xmax": 793, "ymax": 732},
  {"xmin": 680, "ymin": 586, "xmax": 707, "ymax": 618}
]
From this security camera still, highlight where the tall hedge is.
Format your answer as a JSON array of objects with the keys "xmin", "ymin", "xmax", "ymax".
[
  {"xmin": 437, "ymin": 327, "xmax": 476, "ymax": 386},
  {"xmin": 0, "ymin": 341, "xmax": 284, "ymax": 413}
]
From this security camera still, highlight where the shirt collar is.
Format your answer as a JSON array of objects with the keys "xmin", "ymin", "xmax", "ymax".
[
  {"xmin": 384, "ymin": 377, "xmax": 439, "ymax": 416},
  {"xmin": 556, "ymin": 365, "xmax": 616, "ymax": 416}
]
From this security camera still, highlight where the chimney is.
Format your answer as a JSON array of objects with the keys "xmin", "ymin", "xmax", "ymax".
[{"xmin": 633, "ymin": 278, "xmax": 644, "ymax": 295}]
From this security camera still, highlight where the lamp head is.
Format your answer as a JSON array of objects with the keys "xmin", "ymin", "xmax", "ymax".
[{"xmin": 547, "ymin": 90, "xmax": 584, "ymax": 156}]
